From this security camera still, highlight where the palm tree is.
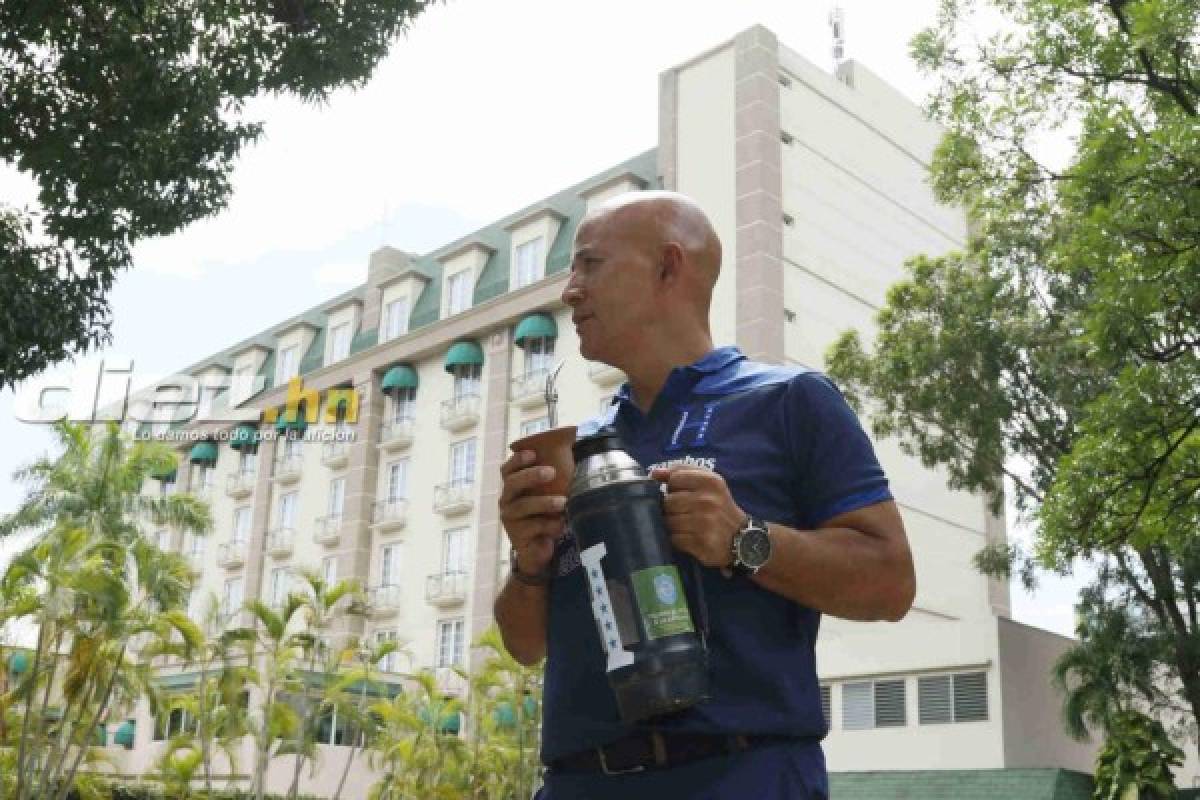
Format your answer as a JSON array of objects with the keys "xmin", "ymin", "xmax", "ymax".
[
  {"xmin": 329, "ymin": 635, "xmax": 408, "ymax": 800},
  {"xmin": 0, "ymin": 421, "xmax": 210, "ymax": 800},
  {"xmin": 368, "ymin": 668, "xmax": 468, "ymax": 799},
  {"xmin": 241, "ymin": 591, "xmax": 310, "ymax": 800},
  {"xmin": 464, "ymin": 627, "xmax": 544, "ymax": 800},
  {"xmin": 281, "ymin": 568, "xmax": 361, "ymax": 800}
]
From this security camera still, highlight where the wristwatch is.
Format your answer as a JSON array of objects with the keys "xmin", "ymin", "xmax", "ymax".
[
  {"xmin": 510, "ymin": 547, "xmax": 552, "ymax": 586},
  {"xmin": 730, "ymin": 516, "xmax": 771, "ymax": 577}
]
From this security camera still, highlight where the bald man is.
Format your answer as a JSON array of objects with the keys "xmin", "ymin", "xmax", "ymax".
[{"xmin": 496, "ymin": 191, "xmax": 915, "ymax": 799}]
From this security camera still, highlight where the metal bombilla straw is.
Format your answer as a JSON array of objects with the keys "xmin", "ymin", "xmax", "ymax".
[{"xmin": 544, "ymin": 361, "xmax": 565, "ymax": 428}]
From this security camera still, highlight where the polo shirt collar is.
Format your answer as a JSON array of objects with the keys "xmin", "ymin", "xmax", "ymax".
[{"xmin": 612, "ymin": 346, "xmax": 746, "ymax": 409}]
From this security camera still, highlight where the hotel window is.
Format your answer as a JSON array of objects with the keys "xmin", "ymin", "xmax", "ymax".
[
  {"xmin": 269, "ymin": 568, "xmax": 290, "ymax": 607},
  {"xmin": 918, "ymin": 672, "xmax": 988, "ymax": 724},
  {"xmin": 390, "ymin": 387, "xmax": 416, "ymax": 422},
  {"xmin": 842, "ymin": 679, "xmax": 906, "ymax": 730},
  {"xmin": 281, "ymin": 436, "xmax": 303, "ymax": 461},
  {"xmin": 380, "ymin": 544, "xmax": 401, "ymax": 588},
  {"xmin": 328, "ymin": 478, "xmax": 345, "ymax": 518},
  {"xmin": 375, "ymin": 629, "xmax": 402, "ymax": 673},
  {"xmin": 276, "ymin": 345, "xmax": 298, "ymax": 385},
  {"xmin": 192, "ymin": 463, "xmax": 214, "ymax": 491},
  {"xmin": 449, "ymin": 439, "xmax": 476, "ymax": 487},
  {"xmin": 514, "ymin": 236, "xmax": 545, "ymax": 288},
  {"xmin": 436, "ymin": 618, "xmax": 465, "ymax": 668},
  {"xmin": 221, "ymin": 577, "xmax": 243, "ymax": 617},
  {"xmin": 452, "ymin": 364, "xmax": 481, "ymax": 399},
  {"xmin": 385, "ymin": 459, "xmax": 408, "ymax": 502},
  {"xmin": 154, "ymin": 529, "xmax": 170, "ymax": 551},
  {"xmin": 520, "ymin": 417, "xmax": 550, "ymax": 437},
  {"xmin": 524, "ymin": 336, "xmax": 555, "ymax": 377},
  {"xmin": 321, "ymin": 556, "xmax": 337, "ymax": 586},
  {"xmin": 232, "ymin": 507, "xmax": 251, "ymax": 544},
  {"xmin": 238, "ymin": 450, "xmax": 256, "ymax": 476},
  {"xmin": 446, "ymin": 270, "xmax": 472, "ymax": 315},
  {"xmin": 329, "ymin": 323, "xmax": 352, "ymax": 363},
  {"xmin": 442, "ymin": 528, "xmax": 467, "ymax": 575},
  {"xmin": 820, "ymin": 685, "xmax": 832, "ymax": 728},
  {"xmin": 279, "ymin": 492, "xmax": 298, "ymax": 530},
  {"xmin": 197, "ymin": 384, "xmax": 217, "ymax": 421},
  {"xmin": 384, "ymin": 297, "xmax": 410, "ymax": 341},
  {"xmin": 184, "ymin": 532, "xmax": 205, "ymax": 559}
]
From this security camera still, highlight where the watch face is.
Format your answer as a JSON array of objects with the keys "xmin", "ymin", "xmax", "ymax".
[{"xmin": 737, "ymin": 527, "xmax": 771, "ymax": 568}]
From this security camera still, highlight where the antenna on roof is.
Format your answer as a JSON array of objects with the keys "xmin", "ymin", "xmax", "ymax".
[{"xmin": 828, "ymin": 6, "xmax": 847, "ymax": 73}]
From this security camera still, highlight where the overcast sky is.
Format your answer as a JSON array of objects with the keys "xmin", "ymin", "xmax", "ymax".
[{"xmin": 0, "ymin": 0, "xmax": 1085, "ymax": 638}]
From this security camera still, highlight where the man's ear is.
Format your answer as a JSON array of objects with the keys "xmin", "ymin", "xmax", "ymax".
[{"xmin": 658, "ymin": 242, "xmax": 685, "ymax": 284}]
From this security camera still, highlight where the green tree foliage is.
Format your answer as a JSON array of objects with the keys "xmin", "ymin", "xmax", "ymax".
[
  {"xmin": 0, "ymin": 0, "xmax": 434, "ymax": 387},
  {"xmin": 0, "ymin": 422, "xmax": 211, "ymax": 800},
  {"xmin": 825, "ymin": 0, "xmax": 1198, "ymax": 762},
  {"xmin": 1092, "ymin": 710, "xmax": 1184, "ymax": 800}
]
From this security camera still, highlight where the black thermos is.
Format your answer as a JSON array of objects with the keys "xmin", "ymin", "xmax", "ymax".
[{"xmin": 566, "ymin": 428, "xmax": 709, "ymax": 723}]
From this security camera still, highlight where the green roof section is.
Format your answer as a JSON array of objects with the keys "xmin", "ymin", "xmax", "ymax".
[
  {"xmin": 443, "ymin": 340, "xmax": 484, "ymax": 372},
  {"xmin": 114, "ymin": 719, "xmax": 135, "ymax": 749},
  {"xmin": 298, "ymin": 325, "xmax": 326, "ymax": 376},
  {"xmin": 514, "ymin": 312, "xmax": 557, "ymax": 347},
  {"xmin": 188, "ymin": 441, "xmax": 218, "ymax": 466},
  {"xmin": 229, "ymin": 423, "xmax": 260, "ymax": 452},
  {"xmin": 382, "ymin": 364, "xmax": 419, "ymax": 392},
  {"xmin": 829, "ymin": 769, "xmax": 1095, "ymax": 800},
  {"xmin": 350, "ymin": 327, "xmax": 378, "ymax": 355}
]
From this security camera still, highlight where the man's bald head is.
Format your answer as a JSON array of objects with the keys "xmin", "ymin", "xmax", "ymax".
[{"xmin": 580, "ymin": 191, "xmax": 722, "ymax": 294}]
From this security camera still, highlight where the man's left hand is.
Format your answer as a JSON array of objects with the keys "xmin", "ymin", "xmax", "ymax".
[{"xmin": 650, "ymin": 466, "xmax": 746, "ymax": 572}]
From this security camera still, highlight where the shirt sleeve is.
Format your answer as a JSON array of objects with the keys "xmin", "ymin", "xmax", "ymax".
[{"xmin": 786, "ymin": 371, "xmax": 893, "ymax": 528}]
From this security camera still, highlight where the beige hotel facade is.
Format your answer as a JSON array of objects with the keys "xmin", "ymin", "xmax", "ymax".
[{"xmin": 96, "ymin": 23, "xmax": 1143, "ymax": 799}]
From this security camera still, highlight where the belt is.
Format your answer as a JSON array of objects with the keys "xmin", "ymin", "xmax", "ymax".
[{"xmin": 550, "ymin": 731, "xmax": 792, "ymax": 775}]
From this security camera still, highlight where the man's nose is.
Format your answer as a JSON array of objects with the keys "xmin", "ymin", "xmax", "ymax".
[{"xmin": 561, "ymin": 282, "xmax": 583, "ymax": 306}]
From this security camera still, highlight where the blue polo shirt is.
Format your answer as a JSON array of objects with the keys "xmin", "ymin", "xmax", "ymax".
[{"xmin": 540, "ymin": 347, "xmax": 893, "ymax": 765}]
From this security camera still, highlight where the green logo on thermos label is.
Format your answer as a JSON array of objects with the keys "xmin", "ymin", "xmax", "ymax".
[{"xmin": 631, "ymin": 566, "xmax": 694, "ymax": 639}]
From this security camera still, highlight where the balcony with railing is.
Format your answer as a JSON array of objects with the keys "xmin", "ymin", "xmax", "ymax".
[
  {"xmin": 185, "ymin": 551, "xmax": 205, "ymax": 576},
  {"xmin": 587, "ymin": 361, "xmax": 626, "ymax": 387},
  {"xmin": 433, "ymin": 481, "xmax": 474, "ymax": 516},
  {"xmin": 439, "ymin": 394, "xmax": 480, "ymax": 432},
  {"xmin": 510, "ymin": 369, "xmax": 551, "ymax": 410},
  {"xmin": 313, "ymin": 514, "xmax": 343, "ymax": 547},
  {"xmin": 380, "ymin": 417, "xmax": 414, "ymax": 452},
  {"xmin": 434, "ymin": 666, "xmax": 468, "ymax": 697},
  {"xmin": 321, "ymin": 440, "xmax": 350, "ymax": 469},
  {"xmin": 273, "ymin": 454, "xmax": 303, "ymax": 485},
  {"xmin": 371, "ymin": 499, "xmax": 408, "ymax": 533},
  {"xmin": 367, "ymin": 585, "xmax": 402, "ymax": 619},
  {"xmin": 216, "ymin": 541, "xmax": 246, "ymax": 570},
  {"xmin": 266, "ymin": 527, "xmax": 294, "ymax": 559},
  {"xmin": 225, "ymin": 470, "xmax": 256, "ymax": 499},
  {"xmin": 425, "ymin": 571, "xmax": 468, "ymax": 608}
]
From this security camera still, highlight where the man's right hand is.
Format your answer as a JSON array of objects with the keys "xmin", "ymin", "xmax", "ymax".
[{"xmin": 499, "ymin": 449, "xmax": 567, "ymax": 577}]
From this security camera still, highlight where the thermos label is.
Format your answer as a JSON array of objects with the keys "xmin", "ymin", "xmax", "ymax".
[
  {"xmin": 579, "ymin": 542, "xmax": 636, "ymax": 673},
  {"xmin": 631, "ymin": 566, "xmax": 695, "ymax": 639}
]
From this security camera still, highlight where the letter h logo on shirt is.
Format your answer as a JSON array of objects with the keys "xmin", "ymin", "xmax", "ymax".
[{"xmin": 666, "ymin": 403, "xmax": 717, "ymax": 452}]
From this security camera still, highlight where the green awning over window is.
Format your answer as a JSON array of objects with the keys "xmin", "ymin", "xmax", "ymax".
[
  {"xmin": 381, "ymin": 364, "xmax": 419, "ymax": 393},
  {"xmin": 494, "ymin": 702, "xmax": 516, "ymax": 729},
  {"xmin": 275, "ymin": 407, "xmax": 309, "ymax": 436},
  {"xmin": 418, "ymin": 707, "xmax": 461, "ymax": 735},
  {"xmin": 8, "ymin": 650, "xmax": 29, "ymax": 676},
  {"xmin": 229, "ymin": 423, "xmax": 259, "ymax": 452},
  {"xmin": 149, "ymin": 456, "xmax": 178, "ymax": 482},
  {"xmin": 443, "ymin": 340, "xmax": 484, "ymax": 373},
  {"xmin": 514, "ymin": 313, "xmax": 557, "ymax": 348},
  {"xmin": 114, "ymin": 719, "xmax": 135, "ymax": 749},
  {"xmin": 188, "ymin": 442, "xmax": 218, "ymax": 466}
]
